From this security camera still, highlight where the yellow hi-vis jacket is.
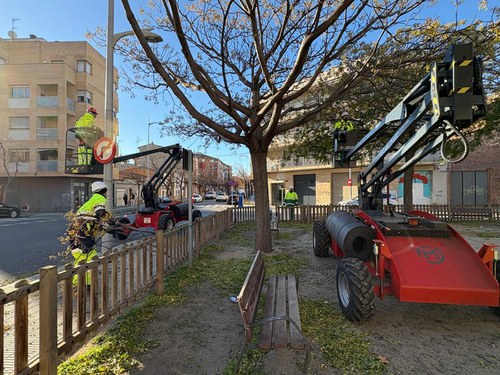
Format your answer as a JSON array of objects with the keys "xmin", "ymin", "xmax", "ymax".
[
  {"xmin": 284, "ymin": 191, "xmax": 298, "ymax": 205},
  {"xmin": 334, "ymin": 119, "xmax": 354, "ymax": 131},
  {"xmin": 75, "ymin": 113, "xmax": 95, "ymax": 128}
]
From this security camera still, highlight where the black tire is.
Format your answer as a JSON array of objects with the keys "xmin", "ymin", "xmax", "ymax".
[
  {"xmin": 10, "ymin": 210, "xmax": 19, "ymax": 218},
  {"xmin": 192, "ymin": 210, "xmax": 202, "ymax": 221},
  {"xmin": 158, "ymin": 214, "xmax": 175, "ymax": 231},
  {"xmin": 336, "ymin": 257, "xmax": 375, "ymax": 322},
  {"xmin": 313, "ymin": 220, "xmax": 331, "ymax": 257}
]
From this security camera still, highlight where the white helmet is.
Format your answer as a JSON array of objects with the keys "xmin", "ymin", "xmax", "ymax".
[
  {"xmin": 91, "ymin": 181, "xmax": 108, "ymax": 193},
  {"xmin": 341, "ymin": 111, "xmax": 349, "ymax": 118}
]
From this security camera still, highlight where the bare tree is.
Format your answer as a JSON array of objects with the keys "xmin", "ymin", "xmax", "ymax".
[
  {"xmin": 117, "ymin": 0, "xmax": 490, "ymax": 252},
  {"xmin": 0, "ymin": 137, "xmax": 20, "ymax": 203},
  {"xmin": 121, "ymin": 167, "xmax": 147, "ymax": 206}
]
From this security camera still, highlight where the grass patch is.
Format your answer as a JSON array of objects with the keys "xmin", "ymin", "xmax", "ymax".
[
  {"xmin": 220, "ymin": 222, "xmax": 256, "ymax": 246},
  {"xmin": 278, "ymin": 222, "xmax": 313, "ymax": 231},
  {"xmin": 301, "ymin": 299, "xmax": 387, "ymax": 374}
]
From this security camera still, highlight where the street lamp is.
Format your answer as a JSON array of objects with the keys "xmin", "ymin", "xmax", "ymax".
[
  {"xmin": 147, "ymin": 120, "xmax": 165, "ymax": 180},
  {"xmin": 103, "ymin": 0, "xmax": 163, "ymax": 212}
]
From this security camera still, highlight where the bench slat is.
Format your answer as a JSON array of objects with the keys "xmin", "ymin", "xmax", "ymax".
[
  {"xmin": 273, "ymin": 275, "xmax": 288, "ymax": 348},
  {"xmin": 238, "ymin": 251, "xmax": 265, "ymax": 342},
  {"xmin": 259, "ymin": 276, "xmax": 276, "ymax": 349},
  {"xmin": 287, "ymin": 276, "xmax": 304, "ymax": 349}
]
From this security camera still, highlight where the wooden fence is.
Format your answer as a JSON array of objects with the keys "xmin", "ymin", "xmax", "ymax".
[
  {"xmin": 0, "ymin": 210, "xmax": 233, "ymax": 375},
  {"xmin": 2, "ymin": 203, "xmax": 497, "ymax": 374},
  {"xmin": 275, "ymin": 204, "xmax": 500, "ymax": 222}
]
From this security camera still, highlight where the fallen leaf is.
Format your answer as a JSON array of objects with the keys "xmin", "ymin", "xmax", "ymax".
[{"xmin": 377, "ymin": 355, "xmax": 390, "ymax": 364}]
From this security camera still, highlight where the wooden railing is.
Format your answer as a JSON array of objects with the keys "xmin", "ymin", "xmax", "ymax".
[
  {"xmin": 0, "ymin": 210, "xmax": 233, "ymax": 375},
  {"xmin": 2, "ymin": 204, "xmax": 497, "ymax": 374},
  {"xmin": 274, "ymin": 204, "xmax": 500, "ymax": 222}
]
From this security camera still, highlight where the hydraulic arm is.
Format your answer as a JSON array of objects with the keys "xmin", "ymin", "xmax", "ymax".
[
  {"xmin": 113, "ymin": 144, "xmax": 182, "ymax": 210},
  {"xmin": 340, "ymin": 43, "xmax": 486, "ymax": 210}
]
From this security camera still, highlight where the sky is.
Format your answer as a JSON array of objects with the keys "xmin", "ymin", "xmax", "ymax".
[
  {"xmin": 1, "ymin": 0, "xmax": 252, "ymax": 172},
  {"xmin": 1, "ymin": 1, "xmax": 494, "ymax": 173}
]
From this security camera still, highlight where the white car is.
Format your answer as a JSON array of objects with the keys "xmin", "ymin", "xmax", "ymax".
[
  {"xmin": 192, "ymin": 194, "xmax": 203, "ymax": 203},
  {"xmin": 204, "ymin": 191, "xmax": 216, "ymax": 199},
  {"xmin": 338, "ymin": 193, "xmax": 398, "ymax": 206},
  {"xmin": 215, "ymin": 192, "xmax": 228, "ymax": 202}
]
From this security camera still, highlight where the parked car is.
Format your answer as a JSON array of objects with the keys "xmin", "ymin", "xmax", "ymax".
[
  {"xmin": 192, "ymin": 193, "xmax": 203, "ymax": 203},
  {"xmin": 204, "ymin": 191, "xmax": 216, "ymax": 199},
  {"xmin": 215, "ymin": 192, "xmax": 228, "ymax": 202},
  {"xmin": 227, "ymin": 193, "xmax": 239, "ymax": 205},
  {"xmin": 0, "ymin": 202, "xmax": 21, "ymax": 218},
  {"xmin": 338, "ymin": 193, "xmax": 398, "ymax": 207}
]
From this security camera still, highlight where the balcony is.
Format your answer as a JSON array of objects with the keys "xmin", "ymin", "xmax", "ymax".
[
  {"xmin": 36, "ymin": 161, "xmax": 58, "ymax": 172},
  {"xmin": 37, "ymin": 128, "xmax": 58, "ymax": 139},
  {"xmin": 7, "ymin": 162, "xmax": 30, "ymax": 173},
  {"xmin": 66, "ymin": 97, "xmax": 75, "ymax": 112},
  {"xmin": 8, "ymin": 98, "xmax": 30, "ymax": 108},
  {"xmin": 37, "ymin": 96, "xmax": 59, "ymax": 108}
]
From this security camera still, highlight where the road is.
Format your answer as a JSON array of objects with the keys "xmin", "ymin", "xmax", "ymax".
[{"xmin": 0, "ymin": 200, "xmax": 229, "ymax": 285}]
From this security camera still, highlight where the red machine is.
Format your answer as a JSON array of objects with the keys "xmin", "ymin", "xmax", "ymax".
[
  {"xmin": 109, "ymin": 144, "xmax": 201, "ymax": 240},
  {"xmin": 313, "ymin": 44, "xmax": 499, "ymax": 321}
]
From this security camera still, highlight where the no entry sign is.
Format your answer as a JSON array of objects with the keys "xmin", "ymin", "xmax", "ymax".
[{"xmin": 94, "ymin": 137, "xmax": 117, "ymax": 164}]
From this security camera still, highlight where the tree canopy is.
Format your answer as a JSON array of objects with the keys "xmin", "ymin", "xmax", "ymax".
[{"xmin": 111, "ymin": 0, "xmax": 498, "ymax": 252}]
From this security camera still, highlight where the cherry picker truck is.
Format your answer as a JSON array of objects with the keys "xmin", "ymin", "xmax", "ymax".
[
  {"xmin": 313, "ymin": 43, "xmax": 499, "ymax": 322},
  {"xmin": 65, "ymin": 140, "xmax": 201, "ymax": 240}
]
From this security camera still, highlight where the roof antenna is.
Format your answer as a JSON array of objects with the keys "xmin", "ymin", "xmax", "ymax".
[{"xmin": 9, "ymin": 18, "xmax": 21, "ymax": 40}]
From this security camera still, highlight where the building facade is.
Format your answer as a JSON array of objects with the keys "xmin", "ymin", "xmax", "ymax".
[
  {"xmin": 0, "ymin": 36, "xmax": 118, "ymax": 212},
  {"xmin": 267, "ymin": 134, "xmax": 448, "ymax": 207}
]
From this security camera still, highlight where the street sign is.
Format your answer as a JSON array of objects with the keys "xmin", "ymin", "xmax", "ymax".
[
  {"xmin": 228, "ymin": 179, "xmax": 236, "ymax": 187},
  {"xmin": 347, "ymin": 178, "xmax": 352, "ymax": 186},
  {"xmin": 94, "ymin": 137, "xmax": 117, "ymax": 164}
]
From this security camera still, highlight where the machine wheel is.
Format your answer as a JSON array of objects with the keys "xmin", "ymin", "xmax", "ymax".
[
  {"xmin": 10, "ymin": 210, "xmax": 19, "ymax": 218},
  {"xmin": 192, "ymin": 210, "xmax": 202, "ymax": 221},
  {"xmin": 158, "ymin": 214, "xmax": 175, "ymax": 231},
  {"xmin": 313, "ymin": 220, "xmax": 331, "ymax": 257},
  {"xmin": 336, "ymin": 257, "xmax": 375, "ymax": 322}
]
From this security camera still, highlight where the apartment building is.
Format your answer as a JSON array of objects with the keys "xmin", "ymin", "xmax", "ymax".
[
  {"xmin": 0, "ymin": 36, "xmax": 118, "ymax": 212},
  {"xmin": 267, "ymin": 133, "xmax": 448, "ymax": 206}
]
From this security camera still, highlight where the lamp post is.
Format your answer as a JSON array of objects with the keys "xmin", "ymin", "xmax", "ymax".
[
  {"xmin": 104, "ymin": 0, "xmax": 162, "ymax": 212},
  {"xmin": 147, "ymin": 119, "xmax": 165, "ymax": 180}
]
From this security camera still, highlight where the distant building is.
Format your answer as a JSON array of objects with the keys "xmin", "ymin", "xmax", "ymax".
[{"xmin": 0, "ymin": 36, "xmax": 119, "ymax": 211}]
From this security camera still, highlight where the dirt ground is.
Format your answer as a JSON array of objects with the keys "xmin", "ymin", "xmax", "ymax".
[{"xmin": 129, "ymin": 222, "xmax": 500, "ymax": 375}]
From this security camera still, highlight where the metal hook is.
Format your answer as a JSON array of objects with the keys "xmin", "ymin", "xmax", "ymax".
[{"xmin": 440, "ymin": 120, "xmax": 469, "ymax": 163}]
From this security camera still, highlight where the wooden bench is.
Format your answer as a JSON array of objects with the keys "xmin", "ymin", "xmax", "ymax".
[
  {"xmin": 450, "ymin": 206, "xmax": 492, "ymax": 221},
  {"xmin": 236, "ymin": 251, "xmax": 310, "ymax": 373}
]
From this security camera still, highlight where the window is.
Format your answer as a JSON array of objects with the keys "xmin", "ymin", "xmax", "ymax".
[
  {"xmin": 51, "ymin": 59, "xmax": 63, "ymax": 64},
  {"xmin": 9, "ymin": 149, "xmax": 30, "ymax": 163},
  {"xmin": 450, "ymin": 171, "xmax": 488, "ymax": 205},
  {"xmin": 38, "ymin": 149, "xmax": 58, "ymax": 161},
  {"xmin": 10, "ymin": 117, "xmax": 30, "ymax": 129},
  {"xmin": 0, "ymin": 56, "xmax": 6, "ymax": 64},
  {"xmin": 8, "ymin": 117, "xmax": 30, "ymax": 140},
  {"xmin": 11, "ymin": 86, "xmax": 30, "ymax": 98},
  {"xmin": 77, "ymin": 60, "xmax": 92, "ymax": 74},
  {"xmin": 77, "ymin": 90, "xmax": 92, "ymax": 104},
  {"xmin": 37, "ymin": 149, "xmax": 58, "ymax": 171}
]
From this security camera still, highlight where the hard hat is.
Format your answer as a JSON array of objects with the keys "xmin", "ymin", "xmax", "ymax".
[
  {"xmin": 341, "ymin": 111, "xmax": 349, "ymax": 118},
  {"xmin": 91, "ymin": 181, "xmax": 107, "ymax": 193},
  {"xmin": 87, "ymin": 107, "xmax": 98, "ymax": 116},
  {"xmin": 289, "ymin": 186, "xmax": 294, "ymax": 190}
]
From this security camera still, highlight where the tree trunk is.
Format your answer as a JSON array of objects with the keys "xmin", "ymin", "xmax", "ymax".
[
  {"xmin": 251, "ymin": 151, "xmax": 272, "ymax": 253},
  {"xmin": 403, "ymin": 166, "xmax": 414, "ymax": 212}
]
